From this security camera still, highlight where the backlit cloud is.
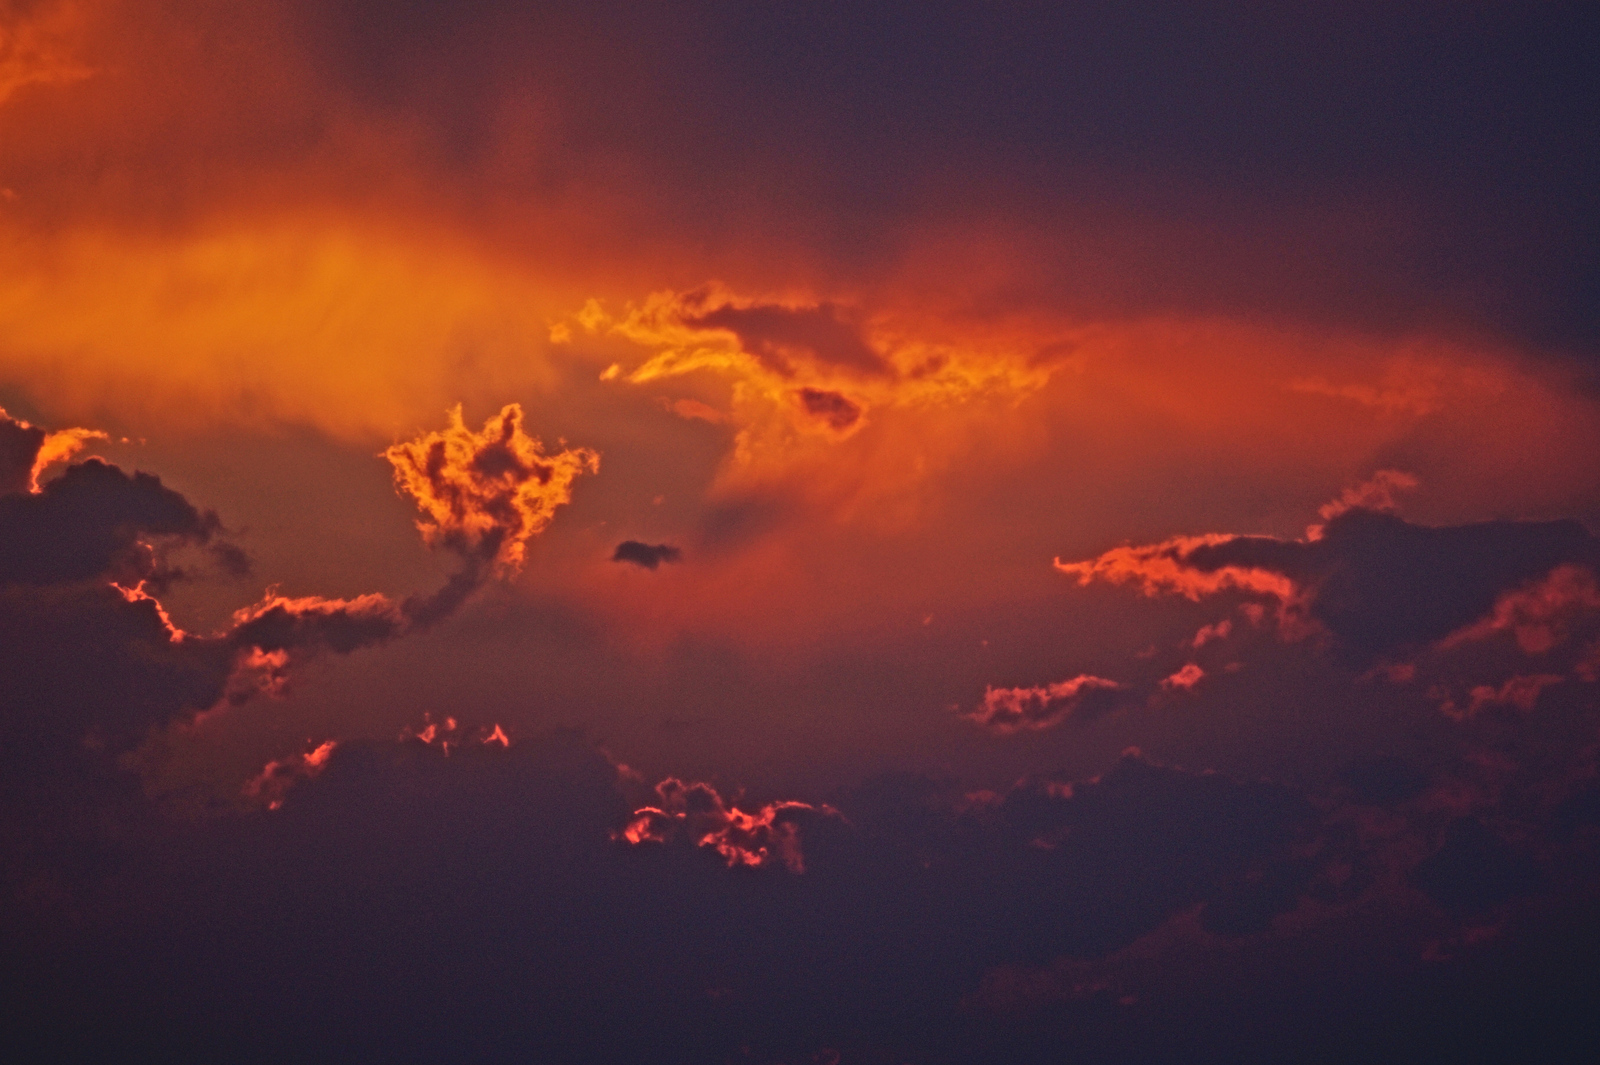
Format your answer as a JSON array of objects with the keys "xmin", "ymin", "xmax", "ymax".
[
  {"xmin": 965, "ymin": 675, "xmax": 1123, "ymax": 734},
  {"xmin": 617, "ymin": 777, "xmax": 839, "ymax": 873},
  {"xmin": 384, "ymin": 403, "xmax": 598, "ymax": 576}
]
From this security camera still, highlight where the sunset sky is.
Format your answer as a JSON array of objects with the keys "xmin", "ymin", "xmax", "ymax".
[{"xmin": 4, "ymin": 3, "xmax": 1599, "ymax": 1062}]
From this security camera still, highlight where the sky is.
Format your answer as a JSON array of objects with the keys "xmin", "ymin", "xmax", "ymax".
[{"xmin": 3, "ymin": 2, "xmax": 1600, "ymax": 1061}]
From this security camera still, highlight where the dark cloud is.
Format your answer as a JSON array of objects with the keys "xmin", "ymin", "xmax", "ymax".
[
  {"xmin": 1412, "ymin": 816, "xmax": 1545, "ymax": 919},
  {"xmin": 0, "ymin": 459, "xmax": 230, "ymax": 588},
  {"xmin": 11, "ymin": 730, "xmax": 1594, "ymax": 1064},
  {"xmin": 1191, "ymin": 509, "xmax": 1599, "ymax": 662},
  {"xmin": 795, "ymin": 387, "xmax": 863, "ymax": 432},
  {"xmin": 0, "ymin": 405, "xmax": 596, "ymax": 768},
  {"xmin": 290, "ymin": 0, "xmax": 1600, "ymax": 355},
  {"xmin": 611, "ymin": 540, "xmax": 682, "ymax": 570},
  {"xmin": 1067, "ymin": 507, "xmax": 1600, "ymax": 665},
  {"xmin": 0, "ymin": 581, "xmax": 233, "ymax": 759},
  {"xmin": 619, "ymin": 776, "xmax": 837, "ymax": 872},
  {"xmin": 684, "ymin": 301, "xmax": 887, "ymax": 377}
]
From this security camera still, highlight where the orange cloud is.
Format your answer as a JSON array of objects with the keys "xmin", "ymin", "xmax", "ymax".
[
  {"xmin": 384, "ymin": 403, "xmax": 599, "ymax": 576},
  {"xmin": 1191, "ymin": 619, "xmax": 1232, "ymax": 648},
  {"xmin": 1313, "ymin": 469, "xmax": 1418, "ymax": 528}
]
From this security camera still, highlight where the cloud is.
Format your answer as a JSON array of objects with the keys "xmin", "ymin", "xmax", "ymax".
[
  {"xmin": 964, "ymin": 675, "xmax": 1123, "ymax": 734},
  {"xmin": 1, "ymin": 404, "xmax": 109, "ymax": 495},
  {"xmin": 617, "ymin": 776, "xmax": 838, "ymax": 873},
  {"xmin": 228, "ymin": 590, "xmax": 406, "ymax": 657},
  {"xmin": 0, "ymin": 0, "xmax": 93, "ymax": 107},
  {"xmin": 0, "ymin": 457, "xmax": 232, "ymax": 589},
  {"xmin": 1438, "ymin": 673, "xmax": 1566, "ymax": 722},
  {"xmin": 241, "ymin": 739, "xmax": 336, "ymax": 810},
  {"xmin": 611, "ymin": 540, "xmax": 682, "ymax": 569},
  {"xmin": 0, "ymin": 404, "xmax": 595, "ymax": 765},
  {"xmin": 1055, "ymin": 533, "xmax": 1297, "ymax": 604},
  {"xmin": 1160, "ymin": 663, "xmax": 1204, "ymax": 691},
  {"xmin": 1438, "ymin": 565, "xmax": 1600, "ymax": 656},
  {"xmin": 1061, "ymin": 505, "xmax": 1600, "ymax": 664},
  {"xmin": 383, "ymin": 403, "xmax": 599, "ymax": 576},
  {"xmin": 682, "ymin": 298, "xmax": 888, "ymax": 377},
  {"xmin": 1312, "ymin": 468, "xmax": 1419, "ymax": 529},
  {"xmin": 6, "ymin": 718, "xmax": 1594, "ymax": 1064}
]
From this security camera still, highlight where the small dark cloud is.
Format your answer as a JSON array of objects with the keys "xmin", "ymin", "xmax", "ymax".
[
  {"xmin": 612, "ymin": 540, "xmax": 683, "ymax": 569},
  {"xmin": 796, "ymin": 387, "xmax": 862, "ymax": 431}
]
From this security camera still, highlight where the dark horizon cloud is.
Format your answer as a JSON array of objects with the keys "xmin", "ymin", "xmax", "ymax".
[{"xmin": 7, "ymin": 728, "xmax": 1599, "ymax": 1064}]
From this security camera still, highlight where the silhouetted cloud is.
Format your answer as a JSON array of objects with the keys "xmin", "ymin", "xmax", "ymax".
[
  {"xmin": 0, "ymin": 459, "xmax": 229, "ymax": 588},
  {"xmin": 611, "ymin": 540, "xmax": 682, "ymax": 570},
  {"xmin": 0, "ymin": 405, "xmax": 596, "ymax": 766},
  {"xmin": 1063, "ymin": 507, "xmax": 1600, "ymax": 664}
]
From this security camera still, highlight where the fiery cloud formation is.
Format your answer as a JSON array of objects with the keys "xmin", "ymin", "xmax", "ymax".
[
  {"xmin": 1056, "ymin": 534, "xmax": 1298, "ymax": 605},
  {"xmin": 385, "ymin": 404, "xmax": 598, "ymax": 576}
]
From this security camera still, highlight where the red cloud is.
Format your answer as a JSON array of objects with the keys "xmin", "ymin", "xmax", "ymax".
[
  {"xmin": 617, "ymin": 777, "xmax": 837, "ymax": 873},
  {"xmin": 1161, "ymin": 664, "xmax": 1205, "ymax": 692},
  {"xmin": 1438, "ymin": 565, "xmax": 1600, "ymax": 655},
  {"xmin": 1438, "ymin": 674, "xmax": 1565, "ymax": 722},
  {"xmin": 243, "ymin": 740, "xmax": 337, "ymax": 810},
  {"xmin": 965, "ymin": 675, "xmax": 1123, "ymax": 734}
]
